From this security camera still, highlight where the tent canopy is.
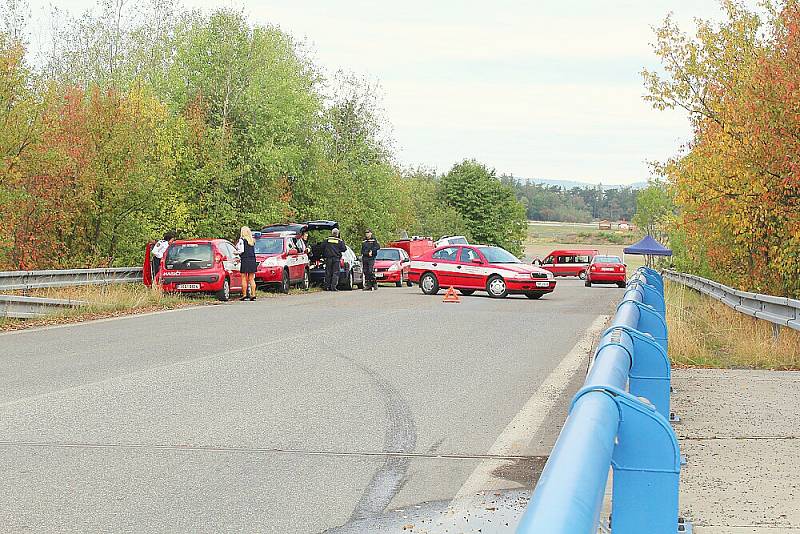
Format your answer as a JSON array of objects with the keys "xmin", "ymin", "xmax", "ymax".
[{"xmin": 623, "ymin": 235, "xmax": 672, "ymax": 256}]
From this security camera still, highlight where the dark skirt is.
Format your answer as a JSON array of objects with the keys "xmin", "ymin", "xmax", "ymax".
[{"xmin": 240, "ymin": 256, "xmax": 258, "ymax": 273}]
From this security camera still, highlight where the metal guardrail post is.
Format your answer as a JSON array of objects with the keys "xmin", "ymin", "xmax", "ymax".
[{"xmin": 517, "ymin": 267, "xmax": 687, "ymax": 534}]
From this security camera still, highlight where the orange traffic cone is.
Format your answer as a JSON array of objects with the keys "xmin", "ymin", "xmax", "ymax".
[{"xmin": 442, "ymin": 286, "xmax": 460, "ymax": 303}]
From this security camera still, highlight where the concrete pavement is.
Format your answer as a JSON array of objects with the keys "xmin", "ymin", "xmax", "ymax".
[
  {"xmin": 0, "ymin": 280, "xmax": 623, "ymax": 533},
  {"xmin": 673, "ymin": 369, "xmax": 800, "ymax": 533}
]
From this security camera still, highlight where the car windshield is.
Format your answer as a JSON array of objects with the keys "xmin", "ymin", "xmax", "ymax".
[
  {"xmin": 255, "ymin": 238, "xmax": 283, "ymax": 255},
  {"xmin": 478, "ymin": 246, "xmax": 520, "ymax": 264},
  {"xmin": 165, "ymin": 243, "xmax": 214, "ymax": 270},
  {"xmin": 593, "ymin": 256, "xmax": 621, "ymax": 264},
  {"xmin": 376, "ymin": 249, "xmax": 401, "ymax": 261}
]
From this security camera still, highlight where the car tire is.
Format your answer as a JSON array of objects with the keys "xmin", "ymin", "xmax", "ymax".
[
  {"xmin": 459, "ymin": 289, "xmax": 475, "ymax": 296},
  {"xmin": 617, "ymin": 281, "xmax": 627, "ymax": 288},
  {"xmin": 525, "ymin": 292, "xmax": 543, "ymax": 299},
  {"xmin": 578, "ymin": 270, "xmax": 587, "ymax": 280},
  {"xmin": 585, "ymin": 280, "xmax": 591, "ymax": 287},
  {"xmin": 301, "ymin": 268, "xmax": 310, "ymax": 290},
  {"xmin": 420, "ymin": 272, "xmax": 439, "ymax": 295},
  {"xmin": 486, "ymin": 275, "xmax": 508, "ymax": 298},
  {"xmin": 343, "ymin": 270, "xmax": 354, "ymax": 290},
  {"xmin": 280, "ymin": 269, "xmax": 290, "ymax": 294},
  {"xmin": 216, "ymin": 278, "xmax": 230, "ymax": 301}
]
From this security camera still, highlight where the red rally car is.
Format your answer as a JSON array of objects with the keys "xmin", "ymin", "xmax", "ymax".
[
  {"xmin": 254, "ymin": 232, "xmax": 310, "ymax": 293},
  {"xmin": 373, "ymin": 247, "xmax": 413, "ymax": 287},
  {"xmin": 159, "ymin": 239, "xmax": 245, "ymax": 301},
  {"xmin": 409, "ymin": 244, "xmax": 556, "ymax": 299},
  {"xmin": 585, "ymin": 254, "xmax": 627, "ymax": 288}
]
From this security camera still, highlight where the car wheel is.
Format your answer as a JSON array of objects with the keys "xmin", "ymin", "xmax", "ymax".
[
  {"xmin": 280, "ymin": 269, "xmax": 290, "ymax": 293},
  {"xmin": 343, "ymin": 270, "xmax": 354, "ymax": 290},
  {"xmin": 585, "ymin": 280, "xmax": 591, "ymax": 287},
  {"xmin": 578, "ymin": 270, "xmax": 587, "ymax": 280},
  {"xmin": 486, "ymin": 275, "xmax": 508, "ymax": 298},
  {"xmin": 216, "ymin": 278, "xmax": 230, "ymax": 301},
  {"xmin": 525, "ymin": 292, "xmax": 543, "ymax": 299},
  {"xmin": 301, "ymin": 268, "xmax": 310, "ymax": 290},
  {"xmin": 420, "ymin": 272, "xmax": 439, "ymax": 295},
  {"xmin": 459, "ymin": 289, "xmax": 475, "ymax": 296}
]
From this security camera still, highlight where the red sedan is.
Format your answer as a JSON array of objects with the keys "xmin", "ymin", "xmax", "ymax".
[
  {"xmin": 373, "ymin": 247, "xmax": 413, "ymax": 287},
  {"xmin": 409, "ymin": 245, "xmax": 556, "ymax": 299},
  {"xmin": 254, "ymin": 233, "xmax": 310, "ymax": 293},
  {"xmin": 585, "ymin": 255, "xmax": 627, "ymax": 288}
]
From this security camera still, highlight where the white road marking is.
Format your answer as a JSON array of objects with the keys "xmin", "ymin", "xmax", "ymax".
[{"xmin": 452, "ymin": 313, "xmax": 609, "ymax": 501}]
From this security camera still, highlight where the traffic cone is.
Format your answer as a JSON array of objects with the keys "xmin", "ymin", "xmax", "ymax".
[{"xmin": 442, "ymin": 286, "xmax": 460, "ymax": 303}]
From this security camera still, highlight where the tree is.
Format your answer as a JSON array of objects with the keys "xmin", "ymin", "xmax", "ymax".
[{"xmin": 441, "ymin": 160, "xmax": 527, "ymax": 256}]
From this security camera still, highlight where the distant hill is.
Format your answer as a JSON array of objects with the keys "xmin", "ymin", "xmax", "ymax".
[{"xmin": 520, "ymin": 178, "xmax": 648, "ymax": 190}]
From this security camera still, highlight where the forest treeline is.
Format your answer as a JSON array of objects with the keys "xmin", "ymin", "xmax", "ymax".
[
  {"xmin": 642, "ymin": 0, "xmax": 800, "ymax": 298},
  {"xmin": 501, "ymin": 179, "xmax": 638, "ymax": 223},
  {"xmin": 0, "ymin": 1, "xmax": 526, "ymax": 269}
]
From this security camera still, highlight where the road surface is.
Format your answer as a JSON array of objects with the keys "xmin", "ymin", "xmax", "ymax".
[{"xmin": 0, "ymin": 280, "xmax": 623, "ymax": 533}]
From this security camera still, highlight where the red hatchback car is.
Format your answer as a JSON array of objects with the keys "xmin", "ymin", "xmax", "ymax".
[
  {"xmin": 254, "ymin": 232, "xmax": 310, "ymax": 292},
  {"xmin": 409, "ymin": 245, "xmax": 556, "ymax": 299},
  {"xmin": 159, "ymin": 239, "xmax": 244, "ymax": 301},
  {"xmin": 585, "ymin": 255, "xmax": 627, "ymax": 288},
  {"xmin": 373, "ymin": 247, "xmax": 413, "ymax": 287}
]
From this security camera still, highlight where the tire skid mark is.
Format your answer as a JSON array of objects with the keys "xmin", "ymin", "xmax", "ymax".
[{"xmin": 328, "ymin": 352, "xmax": 417, "ymax": 524}]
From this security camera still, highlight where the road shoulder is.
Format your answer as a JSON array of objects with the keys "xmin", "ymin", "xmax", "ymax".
[{"xmin": 673, "ymin": 368, "xmax": 800, "ymax": 533}]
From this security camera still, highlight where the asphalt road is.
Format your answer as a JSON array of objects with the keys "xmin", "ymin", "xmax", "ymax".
[{"xmin": 0, "ymin": 280, "xmax": 623, "ymax": 533}]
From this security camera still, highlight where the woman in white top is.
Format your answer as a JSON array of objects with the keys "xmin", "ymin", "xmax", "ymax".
[{"xmin": 236, "ymin": 227, "xmax": 258, "ymax": 301}]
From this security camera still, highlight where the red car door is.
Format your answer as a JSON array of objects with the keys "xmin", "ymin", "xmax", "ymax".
[
  {"xmin": 430, "ymin": 246, "xmax": 460, "ymax": 286},
  {"xmin": 456, "ymin": 246, "xmax": 485, "ymax": 288},
  {"xmin": 221, "ymin": 242, "xmax": 243, "ymax": 290}
]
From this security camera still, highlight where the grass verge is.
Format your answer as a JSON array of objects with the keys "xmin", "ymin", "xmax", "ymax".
[
  {"xmin": 666, "ymin": 280, "xmax": 800, "ymax": 369},
  {"xmin": 0, "ymin": 284, "xmax": 319, "ymax": 332}
]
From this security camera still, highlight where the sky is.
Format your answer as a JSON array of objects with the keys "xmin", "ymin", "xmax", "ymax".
[{"xmin": 23, "ymin": 1, "xmax": 737, "ymax": 184}]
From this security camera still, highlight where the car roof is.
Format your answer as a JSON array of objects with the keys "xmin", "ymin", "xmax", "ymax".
[{"xmin": 547, "ymin": 249, "xmax": 599, "ymax": 254}]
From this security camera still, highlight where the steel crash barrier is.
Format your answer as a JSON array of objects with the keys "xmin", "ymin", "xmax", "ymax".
[
  {"xmin": 516, "ymin": 267, "xmax": 689, "ymax": 534},
  {"xmin": 0, "ymin": 267, "xmax": 143, "ymax": 292}
]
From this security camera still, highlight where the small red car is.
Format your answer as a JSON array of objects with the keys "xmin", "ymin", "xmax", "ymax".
[
  {"xmin": 585, "ymin": 255, "xmax": 627, "ymax": 288},
  {"xmin": 373, "ymin": 247, "xmax": 412, "ymax": 287},
  {"xmin": 409, "ymin": 244, "xmax": 556, "ymax": 299},
  {"xmin": 254, "ymin": 232, "xmax": 310, "ymax": 292},
  {"xmin": 159, "ymin": 239, "xmax": 245, "ymax": 301}
]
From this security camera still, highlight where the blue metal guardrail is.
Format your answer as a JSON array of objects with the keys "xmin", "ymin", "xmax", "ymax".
[{"xmin": 517, "ymin": 267, "xmax": 689, "ymax": 534}]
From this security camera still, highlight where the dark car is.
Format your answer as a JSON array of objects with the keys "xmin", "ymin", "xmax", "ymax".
[{"xmin": 308, "ymin": 244, "xmax": 364, "ymax": 290}]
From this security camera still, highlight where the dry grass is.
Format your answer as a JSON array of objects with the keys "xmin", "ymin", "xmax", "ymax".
[
  {"xmin": 0, "ymin": 284, "xmax": 214, "ymax": 332},
  {"xmin": 666, "ymin": 281, "xmax": 800, "ymax": 369}
]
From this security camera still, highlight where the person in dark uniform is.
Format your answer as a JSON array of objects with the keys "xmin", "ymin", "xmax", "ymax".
[
  {"xmin": 361, "ymin": 229, "xmax": 381, "ymax": 291},
  {"xmin": 322, "ymin": 228, "xmax": 347, "ymax": 291},
  {"xmin": 236, "ymin": 226, "xmax": 258, "ymax": 301}
]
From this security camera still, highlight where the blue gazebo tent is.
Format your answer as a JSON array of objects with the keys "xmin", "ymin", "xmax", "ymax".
[{"xmin": 623, "ymin": 235, "xmax": 672, "ymax": 267}]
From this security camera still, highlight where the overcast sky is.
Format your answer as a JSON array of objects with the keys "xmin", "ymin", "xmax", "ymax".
[{"xmin": 24, "ymin": 1, "xmax": 737, "ymax": 184}]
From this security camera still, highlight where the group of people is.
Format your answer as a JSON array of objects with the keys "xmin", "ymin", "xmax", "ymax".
[
  {"xmin": 316, "ymin": 227, "xmax": 381, "ymax": 292},
  {"xmin": 150, "ymin": 225, "xmax": 385, "ymax": 298}
]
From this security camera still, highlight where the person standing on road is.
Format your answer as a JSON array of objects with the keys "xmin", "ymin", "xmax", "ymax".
[
  {"xmin": 361, "ymin": 229, "xmax": 381, "ymax": 291},
  {"xmin": 150, "ymin": 232, "xmax": 174, "ymax": 284},
  {"xmin": 322, "ymin": 228, "xmax": 347, "ymax": 291},
  {"xmin": 236, "ymin": 226, "xmax": 258, "ymax": 301}
]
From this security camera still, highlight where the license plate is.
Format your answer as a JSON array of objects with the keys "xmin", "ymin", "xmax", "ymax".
[
  {"xmin": 601, "ymin": 267, "xmax": 614, "ymax": 272},
  {"xmin": 536, "ymin": 281, "xmax": 550, "ymax": 288},
  {"xmin": 375, "ymin": 273, "xmax": 384, "ymax": 278},
  {"xmin": 176, "ymin": 283, "xmax": 200, "ymax": 290}
]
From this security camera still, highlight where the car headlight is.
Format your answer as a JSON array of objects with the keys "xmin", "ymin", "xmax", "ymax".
[{"xmin": 262, "ymin": 257, "xmax": 278, "ymax": 267}]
